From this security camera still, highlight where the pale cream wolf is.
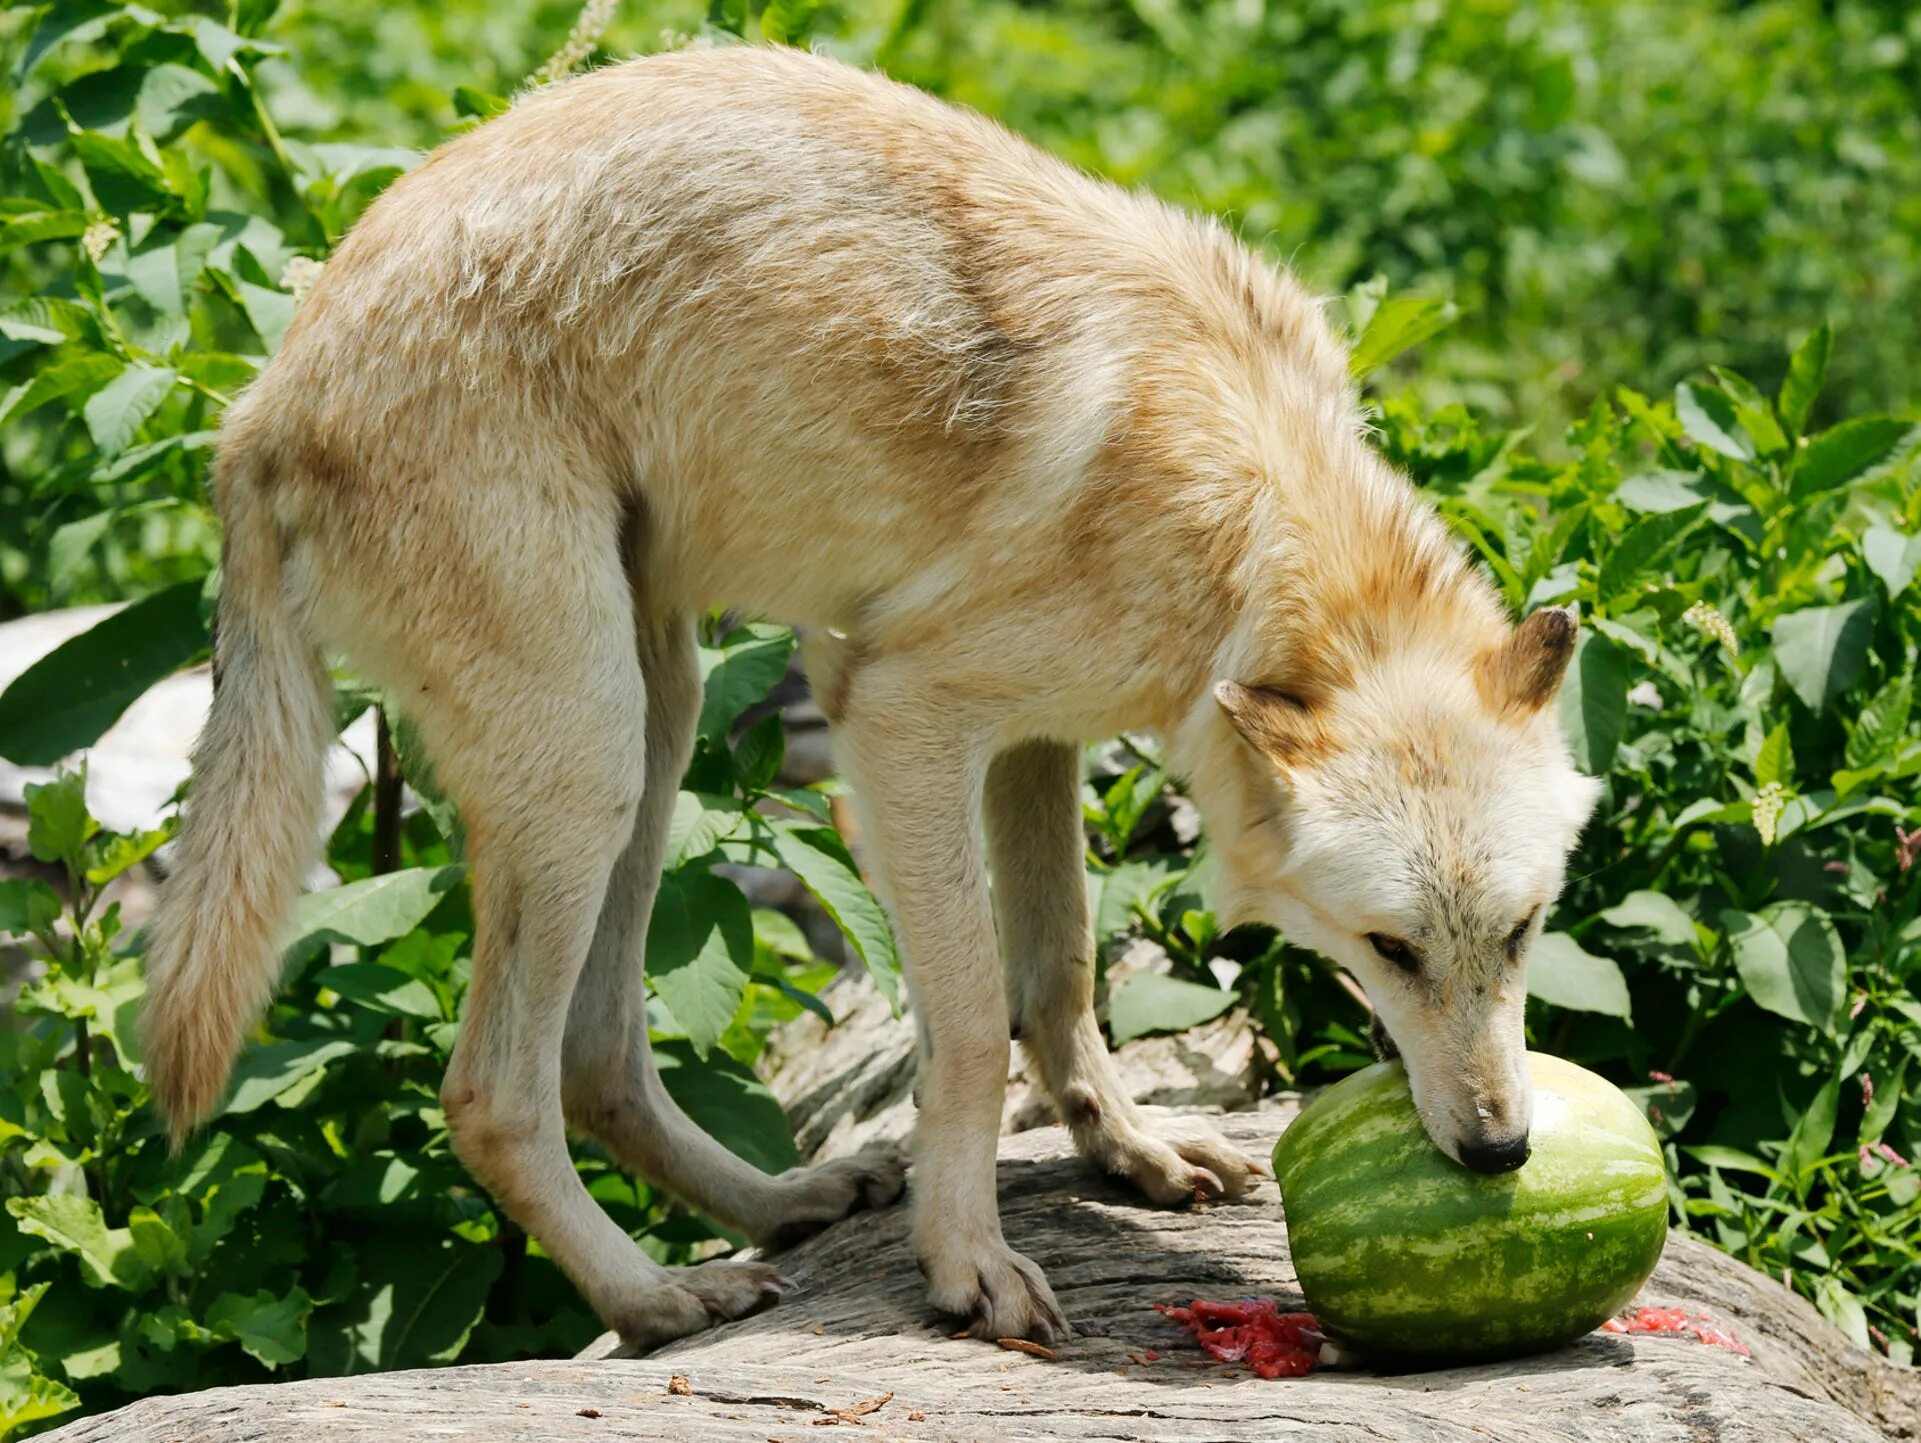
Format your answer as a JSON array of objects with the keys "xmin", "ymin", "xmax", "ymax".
[{"xmin": 142, "ymin": 45, "xmax": 1599, "ymax": 1347}]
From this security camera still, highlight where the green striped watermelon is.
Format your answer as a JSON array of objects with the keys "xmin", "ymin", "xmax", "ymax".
[{"xmin": 1273, "ymin": 1051, "xmax": 1668, "ymax": 1362}]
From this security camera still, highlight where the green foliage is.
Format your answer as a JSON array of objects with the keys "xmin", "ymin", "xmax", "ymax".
[
  {"xmin": 1083, "ymin": 319, "xmax": 1921, "ymax": 1362},
  {"xmin": 0, "ymin": 0, "xmax": 1917, "ymax": 1426}
]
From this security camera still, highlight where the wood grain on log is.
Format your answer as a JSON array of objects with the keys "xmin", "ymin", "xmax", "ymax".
[{"xmin": 49, "ymin": 1110, "xmax": 1916, "ymax": 1442}]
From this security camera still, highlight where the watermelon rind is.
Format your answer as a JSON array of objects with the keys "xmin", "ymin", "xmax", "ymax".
[{"xmin": 1273, "ymin": 1051, "xmax": 1668, "ymax": 1362}]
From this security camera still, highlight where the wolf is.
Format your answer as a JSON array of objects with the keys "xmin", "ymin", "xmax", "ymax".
[{"xmin": 141, "ymin": 44, "xmax": 1599, "ymax": 1348}]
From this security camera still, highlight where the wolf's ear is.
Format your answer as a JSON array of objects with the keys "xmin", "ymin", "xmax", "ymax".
[
  {"xmin": 1214, "ymin": 681, "xmax": 1324, "ymax": 767},
  {"xmin": 1478, "ymin": 607, "xmax": 1578, "ymax": 715}
]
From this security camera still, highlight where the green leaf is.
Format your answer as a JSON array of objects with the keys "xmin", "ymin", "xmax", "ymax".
[
  {"xmin": 1813, "ymin": 1276, "xmax": 1870, "ymax": 1352},
  {"xmin": 0, "ymin": 352, "xmax": 120, "ymax": 429},
  {"xmin": 1349, "ymin": 294, "xmax": 1459, "ymax": 378},
  {"xmin": 1674, "ymin": 383, "xmax": 1751, "ymax": 461},
  {"xmin": 1778, "ymin": 323, "xmax": 1831, "ymax": 437},
  {"xmin": 24, "ymin": 771, "xmax": 95, "ymax": 868},
  {"xmin": 1753, "ymin": 720, "xmax": 1793, "ymax": 789},
  {"xmin": 85, "ymin": 822, "xmax": 173, "ymax": 885},
  {"xmin": 1555, "ymin": 630, "xmax": 1629, "ymax": 774},
  {"xmin": 0, "ymin": 578, "xmax": 210, "ymax": 766},
  {"xmin": 285, "ymin": 865, "xmax": 463, "ymax": 962},
  {"xmin": 1614, "ymin": 470, "xmax": 1711, "ymax": 513},
  {"xmin": 760, "ymin": 0, "xmax": 825, "ymax": 43},
  {"xmin": 733, "ymin": 711, "xmax": 785, "ymax": 791},
  {"xmin": 1782, "ymin": 1074, "xmax": 1842, "ymax": 1183},
  {"xmin": 206, "ymin": 1287, "xmax": 311, "ymax": 1367},
  {"xmin": 6, "ymin": 1195, "xmax": 154, "ymax": 1291},
  {"xmin": 70, "ymin": 129, "xmax": 175, "ymax": 213},
  {"xmin": 1770, "ymin": 598, "xmax": 1877, "ymax": 712},
  {"xmin": 1791, "ymin": 417, "xmax": 1914, "ymax": 501},
  {"xmin": 1596, "ymin": 890, "xmax": 1698, "ymax": 949},
  {"xmin": 82, "ymin": 363, "xmax": 175, "ymax": 458},
  {"xmin": 654, "ymin": 1037, "xmax": 800, "ymax": 1174},
  {"xmin": 1596, "ymin": 503, "xmax": 1706, "ymax": 607},
  {"xmin": 1721, "ymin": 903, "xmax": 1846, "ymax": 1034},
  {"xmin": 0, "ymin": 878, "xmax": 62, "ymax": 938},
  {"xmin": 1862, "ymin": 525, "xmax": 1920, "ymax": 599},
  {"xmin": 137, "ymin": 63, "xmax": 226, "ymax": 141},
  {"xmin": 318, "ymin": 962, "xmax": 443, "ymax": 1020},
  {"xmin": 220, "ymin": 1037, "xmax": 361, "ymax": 1116},
  {"xmin": 1106, "ymin": 972, "xmax": 1235, "ymax": 1044},
  {"xmin": 0, "ymin": 1367, "xmax": 81, "ymax": 1436},
  {"xmin": 664, "ymin": 790, "xmax": 745, "ymax": 868},
  {"xmin": 1846, "ymin": 672, "xmax": 1913, "ymax": 770},
  {"xmin": 770, "ymin": 824, "xmax": 901, "ymax": 1009},
  {"xmin": 696, "ymin": 623, "xmax": 793, "ymax": 741},
  {"xmin": 451, "ymin": 85, "xmax": 508, "ymax": 120},
  {"xmin": 1526, "ymin": 931, "xmax": 1632, "ymax": 1018},
  {"xmin": 646, "ymin": 867, "xmax": 752, "ymax": 1056},
  {"xmin": 307, "ymin": 1230, "xmax": 501, "ymax": 1373}
]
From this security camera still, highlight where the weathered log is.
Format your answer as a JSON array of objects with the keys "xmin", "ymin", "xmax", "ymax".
[{"xmin": 47, "ymin": 1107, "xmax": 1917, "ymax": 1441}]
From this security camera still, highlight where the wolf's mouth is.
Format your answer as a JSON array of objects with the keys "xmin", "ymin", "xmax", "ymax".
[{"xmin": 1369, "ymin": 1015, "xmax": 1400, "ymax": 1061}]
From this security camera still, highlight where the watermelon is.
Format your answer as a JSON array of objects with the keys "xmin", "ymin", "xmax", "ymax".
[{"xmin": 1272, "ymin": 1051, "xmax": 1668, "ymax": 1362}]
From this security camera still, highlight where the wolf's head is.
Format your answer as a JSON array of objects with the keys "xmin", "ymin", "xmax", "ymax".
[{"xmin": 1194, "ymin": 607, "xmax": 1598, "ymax": 1172}]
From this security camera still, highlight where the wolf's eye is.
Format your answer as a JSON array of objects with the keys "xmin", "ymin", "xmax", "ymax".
[
  {"xmin": 1367, "ymin": 933, "xmax": 1420, "ymax": 975},
  {"xmin": 1505, "ymin": 911, "xmax": 1539, "ymax": 959}
]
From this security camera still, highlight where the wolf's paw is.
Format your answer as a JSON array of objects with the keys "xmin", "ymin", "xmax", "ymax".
[
  {"xmin": 1084, "ymin": 1109, "xmax": 1265, "ymax": 1206},
  {"xmin": 604, "ymin": 1259, "xmax": 793, "ymax": 1355},
  {"xmin": 757, "ymin": 1145, "xmax": 909, "ymax": 1251},
  {"xmin": 920, "ymin": 1240, "xmax": 1065, "ymax": 1343}
]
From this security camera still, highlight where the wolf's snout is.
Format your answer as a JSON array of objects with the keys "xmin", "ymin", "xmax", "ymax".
[{"xmin": 1456, "ymin": 1133, "xmax": 1531, "ymax": 1174}]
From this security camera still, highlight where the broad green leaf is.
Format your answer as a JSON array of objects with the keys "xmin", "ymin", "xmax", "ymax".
[
  {"xmin": 0, "ymin": 1368, "xmax": 81, "ymax": 1436},
  {"xmin": 1813, "ymin": 1276, "xmax": 1870, "ymax": 1351},
  {"xmin": 1860, "ymin": 1054, "xmax": 1908, "ymax": 1145},
  {"xmin": 664, "ymin": 790, "xmax": 745, "ymax": 868},
  {"xmin": 1862, "ymin": 525, "xmax": 1920, "ymax": 598},
  {"xmin": 451, "ymin": 85, "xmax": 509, "ymax": 120},
  {"xmin": 126, "ymin": 1205, "xmax": 190, "ymax": 1279},
  {"xmin": 0, "ymin": 579, "xmax": 210, "ymax": 765},
  {"xmin": 1845, "ymin": 672, "xmax": 1913, "ymax": 770},
  {"xmin": 0, "ymin": 352, "xmax": 120, "ymax": 429},
  {"xmin": 0, "ymin": 878, "xmax": 62, "ymax": 938},
  {"xmin": 1526, "ymin": 931, "xmax": 1631, "ymax": 1018},
  {"xmin": 307, "ymin": 1230, "xmax": 500, "ymax": 1373},
  {"xmin": 771, "ymin": 824, "xmax": 901, "ymax": 1008},
  {"xmin": 285, "ymin": 865, "xmax": 463, "ymax": 962},
  {"xmin": 1782, "ymin": 1073, "xmax": 1841, "ymax": 1183},
  {"xmin": 1674, "ymin": 383, "xmax": 1751, "ymax": 461},
  {"xmin": 24, "ymin": 771, "xmax": 94, "ymax": 868},
  {"xmin": 1778, "ymin": 323, "xmax": 1830, "ymax": 437},
  {"xmin": 70, "ymin": 130, "xmax": 174, "ymax": 213},
  {"xmin": 1771, "ymin": 598, "xmax": 1877, "ymax": 712},
  {"xmin": 220, "ymin": 1037, "xmax": 361, "ymax": 1116},
  {"xmin": 1596, "ymin": 503, "xmax": 1706, "ymax": 607},
  {"xmin": 1107, "ymin": 971, "xmax": 1234, "ymax": 1044},
  {"xmin": 319, "ymin": 962, "xmax": 443, "ymax": 1020},
  {"xmin": 1791, "ymin": 417, "xmax": 1914, "ymax": 501},
  {"xmin": 6, "ymin": 1195, "xmax": 154, "ymax": 1290},
  {"xmin": 82, "ymin": 363, "xmax": 175, "ymax": 458},
  {"xmin": 85, "ymin": 822, "xmax": 173, "ymax": 885},
  {"xmin": 696, "ymin": 623, "xmax": 793, "ymax": 741},
  {"xmin": 1556, "ymin": 630, "xmax": 1629, "ymax": 774},
  {"xmin": 137, "ymin": 63, "xmax": 226, "ymax": 141},
  {"xmin": 1721, "ymin": 904, "xmax": 1846, "ymax": 1034},
  {"xmin": 1349, "ymin": 294, "xmax": 1459, "ymax": 378},
  {"xmin": 646, "ymin": 867, "xmax": 752, "ymax": 1056},
  {"xmin": 1596, "ymin": 890, "xmax": 1698, "ymax": 949},
  {"xmin": 760, "ymin": 0, "xmax": 825, "ymax": 43},
  {"xmin": 1753, "ymin": 720, "xmax": 1793, "ymax": 788},
  {"xmin": 1614, "ymin": 470, "xmax": 1710, "ymax": 513},
  {"xmin": 47, "ymin": 509, "xmax": 116, "ymax": 592},
  {"xmin": 206, "ymin": 1287, "xmax": 311, "ymax": 1367},
  {"xmin": 654, "ymin": 1037, "xmax": 800, "ymax": 1174}
]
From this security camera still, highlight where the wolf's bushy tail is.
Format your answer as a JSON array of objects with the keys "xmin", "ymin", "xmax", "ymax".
[{"xmin": 143, "ymin": 463, "xmax": 333, "ymax": 1141}]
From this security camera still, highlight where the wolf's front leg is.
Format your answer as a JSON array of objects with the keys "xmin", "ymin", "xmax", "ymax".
[
  {"xmin": 833, "ymin": 690, "xmax": 1064, "ymax": 1342},
  {"xmin": 985, "ymin": 740, "xmax": 1264, "ymax": 1204}
]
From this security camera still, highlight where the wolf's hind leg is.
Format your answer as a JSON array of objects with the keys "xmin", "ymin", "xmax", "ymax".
[
  {"xmin": 419, "ymin": 514, "xmax": 789, "ymax": 1355},
  {"xmin": 985, "ymin": 739, "xmax": 1263, "ymax": 1204},
  {"xmin": 561, "ymin": 612, "xmax": 905, "ymax": 1249}
]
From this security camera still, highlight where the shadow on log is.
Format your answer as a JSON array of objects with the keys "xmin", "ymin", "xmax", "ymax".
[{"xmin": 47, "ymin": 1105, "xmax": 1917, "ymax": 1442}]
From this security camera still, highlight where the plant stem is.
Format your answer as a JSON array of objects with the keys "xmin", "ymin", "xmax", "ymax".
[{"xmin": 373, "ymin": 709, "xmax": 403, "ymax": 877}]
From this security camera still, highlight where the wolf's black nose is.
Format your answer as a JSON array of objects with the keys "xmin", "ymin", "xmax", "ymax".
[{"xmin": 1458, "ymin": 1134, "xmax": 1531, "ymax": 1174}]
